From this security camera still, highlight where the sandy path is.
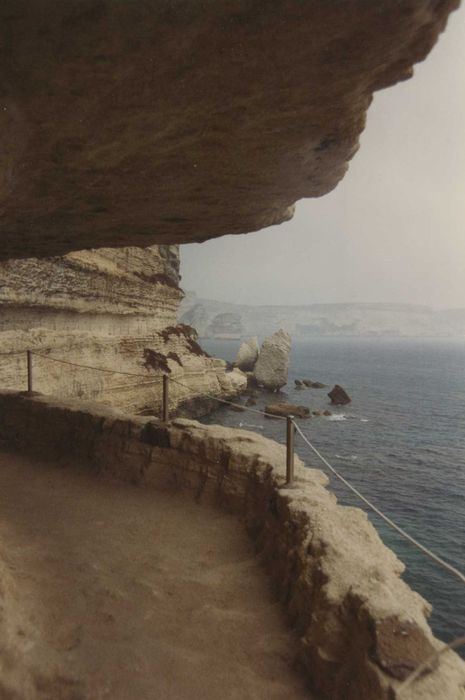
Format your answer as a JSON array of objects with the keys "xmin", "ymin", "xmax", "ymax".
[{"xmin": 0, "ymin": 450, "xmax": 314, "ymax": 700}]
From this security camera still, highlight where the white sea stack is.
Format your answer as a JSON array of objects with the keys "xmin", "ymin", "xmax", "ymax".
[
  {"xmin": 235, "ymin": 337, "xmax": 259, "ymax": 371},
  {"xmin": 253, "ymin": 330, "xmax": 291, "ymax": 391}
]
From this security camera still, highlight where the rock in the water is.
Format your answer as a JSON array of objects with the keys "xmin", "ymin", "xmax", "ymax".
[
  {"xmin": 235, "ymin": 337, "xmax": 259, "ymax": 372},
  {"xmin": 323, "ymin": 410, "xmax": 332, "ymax": 416},
  {"xmin": 312, "ymin": 410, "xmax": 322, "ymax": 416},
  {"xmin": 264, "ymin": 403, "xmax": 310, "ymax": 419},
  {"xmin": 245, "ymin": 397, "xmax": 257, "ymax": 407},
  {"xmin": 253, "ymin": 329, "xmax": 291, "ymax": 391},
  {"xmin": 303, "ymin": 379, "xmax": 326, "ymax": 388},
  {"xmin": 328, "ymin": 385, "xmax": 351, "ymax": 406}
]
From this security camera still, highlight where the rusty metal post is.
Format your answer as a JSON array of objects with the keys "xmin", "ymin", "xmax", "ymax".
[
  {"xmin": 162, "ymin": 374, "xmax": 169, "ymax": 422},
  {"xmin": 286, "ymin": 416, "xmax": 295, "ymax": 485},
  {"xmin": 27, "ymin": 350, "xmax": 33, "ymax": 394}
]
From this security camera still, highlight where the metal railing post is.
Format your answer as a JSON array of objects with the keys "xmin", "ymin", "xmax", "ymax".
[
  {"xmin": 162, "ymin": 374, "xmax": 169, "ymax": 422},
  {"xmin": 286, "ymin": 415, "xmax": 295, "ymax": 485},
  {"xmin": 27, "ymin": 350, "xmax": 33, "ymax": 394}
]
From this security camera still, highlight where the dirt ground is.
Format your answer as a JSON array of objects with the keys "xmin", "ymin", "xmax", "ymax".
[{"xmin": 0, "ymin": 450, "xmax": 314, "ymax": 700}]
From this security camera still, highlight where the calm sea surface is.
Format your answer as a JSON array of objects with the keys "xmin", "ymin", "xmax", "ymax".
[{"xmin": 201, "ymin": 337, "xmax": 465, "ymax": 649}]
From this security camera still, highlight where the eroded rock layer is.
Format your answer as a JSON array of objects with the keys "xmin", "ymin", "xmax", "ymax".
[
  {"xmin": 0, "ymin": 246, "xmax": 246, "ymax": 415},
  {"xmin": 0, "ymin": 0, "xmax": 459, "ymax": 260}
]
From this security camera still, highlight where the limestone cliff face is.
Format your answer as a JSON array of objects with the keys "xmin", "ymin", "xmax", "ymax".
[
  {"xmin": 0, "ymin": 1, "xmax": 459, "ymax": 259},
  {"xmin": 0, "ymin": 246, "xmax": 180, "ymax": 318},
  {"xmin": 0, "ymin": 246, "xmax": 246, "ymax": 415}
]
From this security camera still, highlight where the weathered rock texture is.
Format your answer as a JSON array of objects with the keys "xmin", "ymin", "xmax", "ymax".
[
  {"xmin": 235, "ymin": 337, "xmax": 259, "ymax": 371},
  {"xmin": 0, "ymin": 1, "xmax": 459, "ymax": 260},
  {"xmin": 0, "ymin": 391, "xmax": 463, "ymax": 699},
  {"xmin": 328, "ymin": 384, "xmax": 352, "ymax": 406},
  {"xmin": 264, "ymin": 402, "xmax": 310, "ymax": 419},
  {"xmin": 254, "ymin": 329, "xmax": 291, "ymax": 391},
  {"xmin": 0, "ymin": 246, "xmax": 246, "ymax": 415}
]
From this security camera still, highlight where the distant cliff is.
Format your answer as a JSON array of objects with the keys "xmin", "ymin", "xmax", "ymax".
[
  {"xmin": 180, "ymin": 293, "xmax": 465, "ymax": 338},
  {"xmin": 0, "ymin": 248, "xmax": 245, "ymax": 415}
]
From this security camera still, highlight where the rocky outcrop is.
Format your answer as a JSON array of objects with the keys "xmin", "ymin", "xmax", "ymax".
[
  {"xmin": 0, "ymin": 2, "xmax": 459, "ymax": 260},
  {"xmin": 328, "ymin": 384, "xmax": 352, "ymax": 406},
  {"xmin": 0, "ymin": 391, "xmax": 463, "ymax": 700},
  {"xmin": 254, "ymin": 330, "xmax": 291, "ymax": 391},
  {"xmin": 301, "ymin": 379, "xmax": 327, "ymax": 388},
  {"xmin": 264, "ymin": 403, "xmax": 309, "ymax": 419},
  {"xmin": 0, "ymin": 246, "xmax": 246, "ymax": 416},
  {"xmin": 235, "ymin": 337, "xmax": 259, "ymax": 372}
]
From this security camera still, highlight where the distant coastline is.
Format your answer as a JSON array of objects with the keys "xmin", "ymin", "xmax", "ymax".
[{"xmin": 179, "ymin": 292, "xmax": 465, "ymax": 339}]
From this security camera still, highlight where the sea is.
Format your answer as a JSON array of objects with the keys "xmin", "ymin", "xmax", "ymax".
[{"xmin": 200, "ymin": 336, "xmax": 465, "ymax": 651}]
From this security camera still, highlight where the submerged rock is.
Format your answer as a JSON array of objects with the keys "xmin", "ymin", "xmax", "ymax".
[
  {"xmin": 295, "ymin": 379, "xmax": 303, "ymax": 390},
  {"xmin": 264, "ymin": 403, "xmax": 310, "ymax": 419},
  {"xmin": 253, "ymin": 329, "xmax": 291, "ymax": 391},
  {"xmin": 328, "ymin": 385, "xmax": 351, "ymax": 406},
  {"xmin": 323, "ymin": 409, "xmax": 332, "ymax": 417},
  {"xmin": 303, "ymin": 379, "xmax": 326, "ymax": 389},
  {"xmin": 235, "ymin": 337, "xmax": 259, "ymax": 372}
]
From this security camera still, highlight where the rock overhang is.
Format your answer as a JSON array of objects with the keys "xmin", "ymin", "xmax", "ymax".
[{"xmin": 0, "ymin": 0, "xmax": 460, "ymax": 261}]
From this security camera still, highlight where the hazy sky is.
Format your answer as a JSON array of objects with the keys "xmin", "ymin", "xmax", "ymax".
[{"xmin": 181, "ymin": 7, "xmax": 465, "ymax": 309}]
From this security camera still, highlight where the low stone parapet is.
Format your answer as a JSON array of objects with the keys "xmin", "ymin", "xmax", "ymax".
[{"xmin": 0, "ymin": 391, "xmax": 463, "ymax": 699}]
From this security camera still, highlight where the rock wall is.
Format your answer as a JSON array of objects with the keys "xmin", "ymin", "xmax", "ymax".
[
  {"xmin": 0, "ymin": 1, "xmax": 459, "ymax": 259},
  {"xmin": 0, "ymin": 246, "xmax": 246, "ymax": 416},
  {"xmin": 0, "ymin": 391, "xmax": 463, "ymax": 700}
]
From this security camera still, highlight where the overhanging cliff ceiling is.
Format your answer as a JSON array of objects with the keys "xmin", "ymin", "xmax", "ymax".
[{"xmin": 0, "ymin": 0, "xmax": 459, "ymax": 261}]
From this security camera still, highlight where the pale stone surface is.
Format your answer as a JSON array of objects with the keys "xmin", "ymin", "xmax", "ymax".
[
  {"xmin": 254, "ymin": 329, "xmax": 291, "ymax": 391},
  {"xmin": 235, "ymin": 337, "xmax": 259, "ymax": 371},
  {"xmin": 1, "ymin": 392, "xmax": 463, "ymax": 699},
  {"xmin": 0, "ymin": 246, "xmax": 246, "ymax": 415},
  {"xmin": 0, "ymin": 1, "xmax": 459, "ymax": 259}
]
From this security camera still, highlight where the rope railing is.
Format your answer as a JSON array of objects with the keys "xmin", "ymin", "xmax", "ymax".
[
  {"xmin": 396, "ymin": 636, "xmax": 465, "ymax": 696},
  {"xmin": 293, "ymin": 421, "xmax": 465, "ymax": 587},
  {"xmin": 109, "ymin": 379, "xmax": 164, "ymax": 391},
  {"xmin": 21, "ymin": 349, "xmax": 465, "ymax": 581},
  {"xmin": 30, "ymin": 351, "xmax": 158, "ymax": 379},
  {"xmin": 16, "ymin": 348, "xmax": 464, "ymax": 688},
  {"xmin": 0, "ymin": 350, "xmax": 27, "ymax": 357},
  {"xmin": 169, "ymin": 375, "xmax": 288, "ymax": 421}
]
